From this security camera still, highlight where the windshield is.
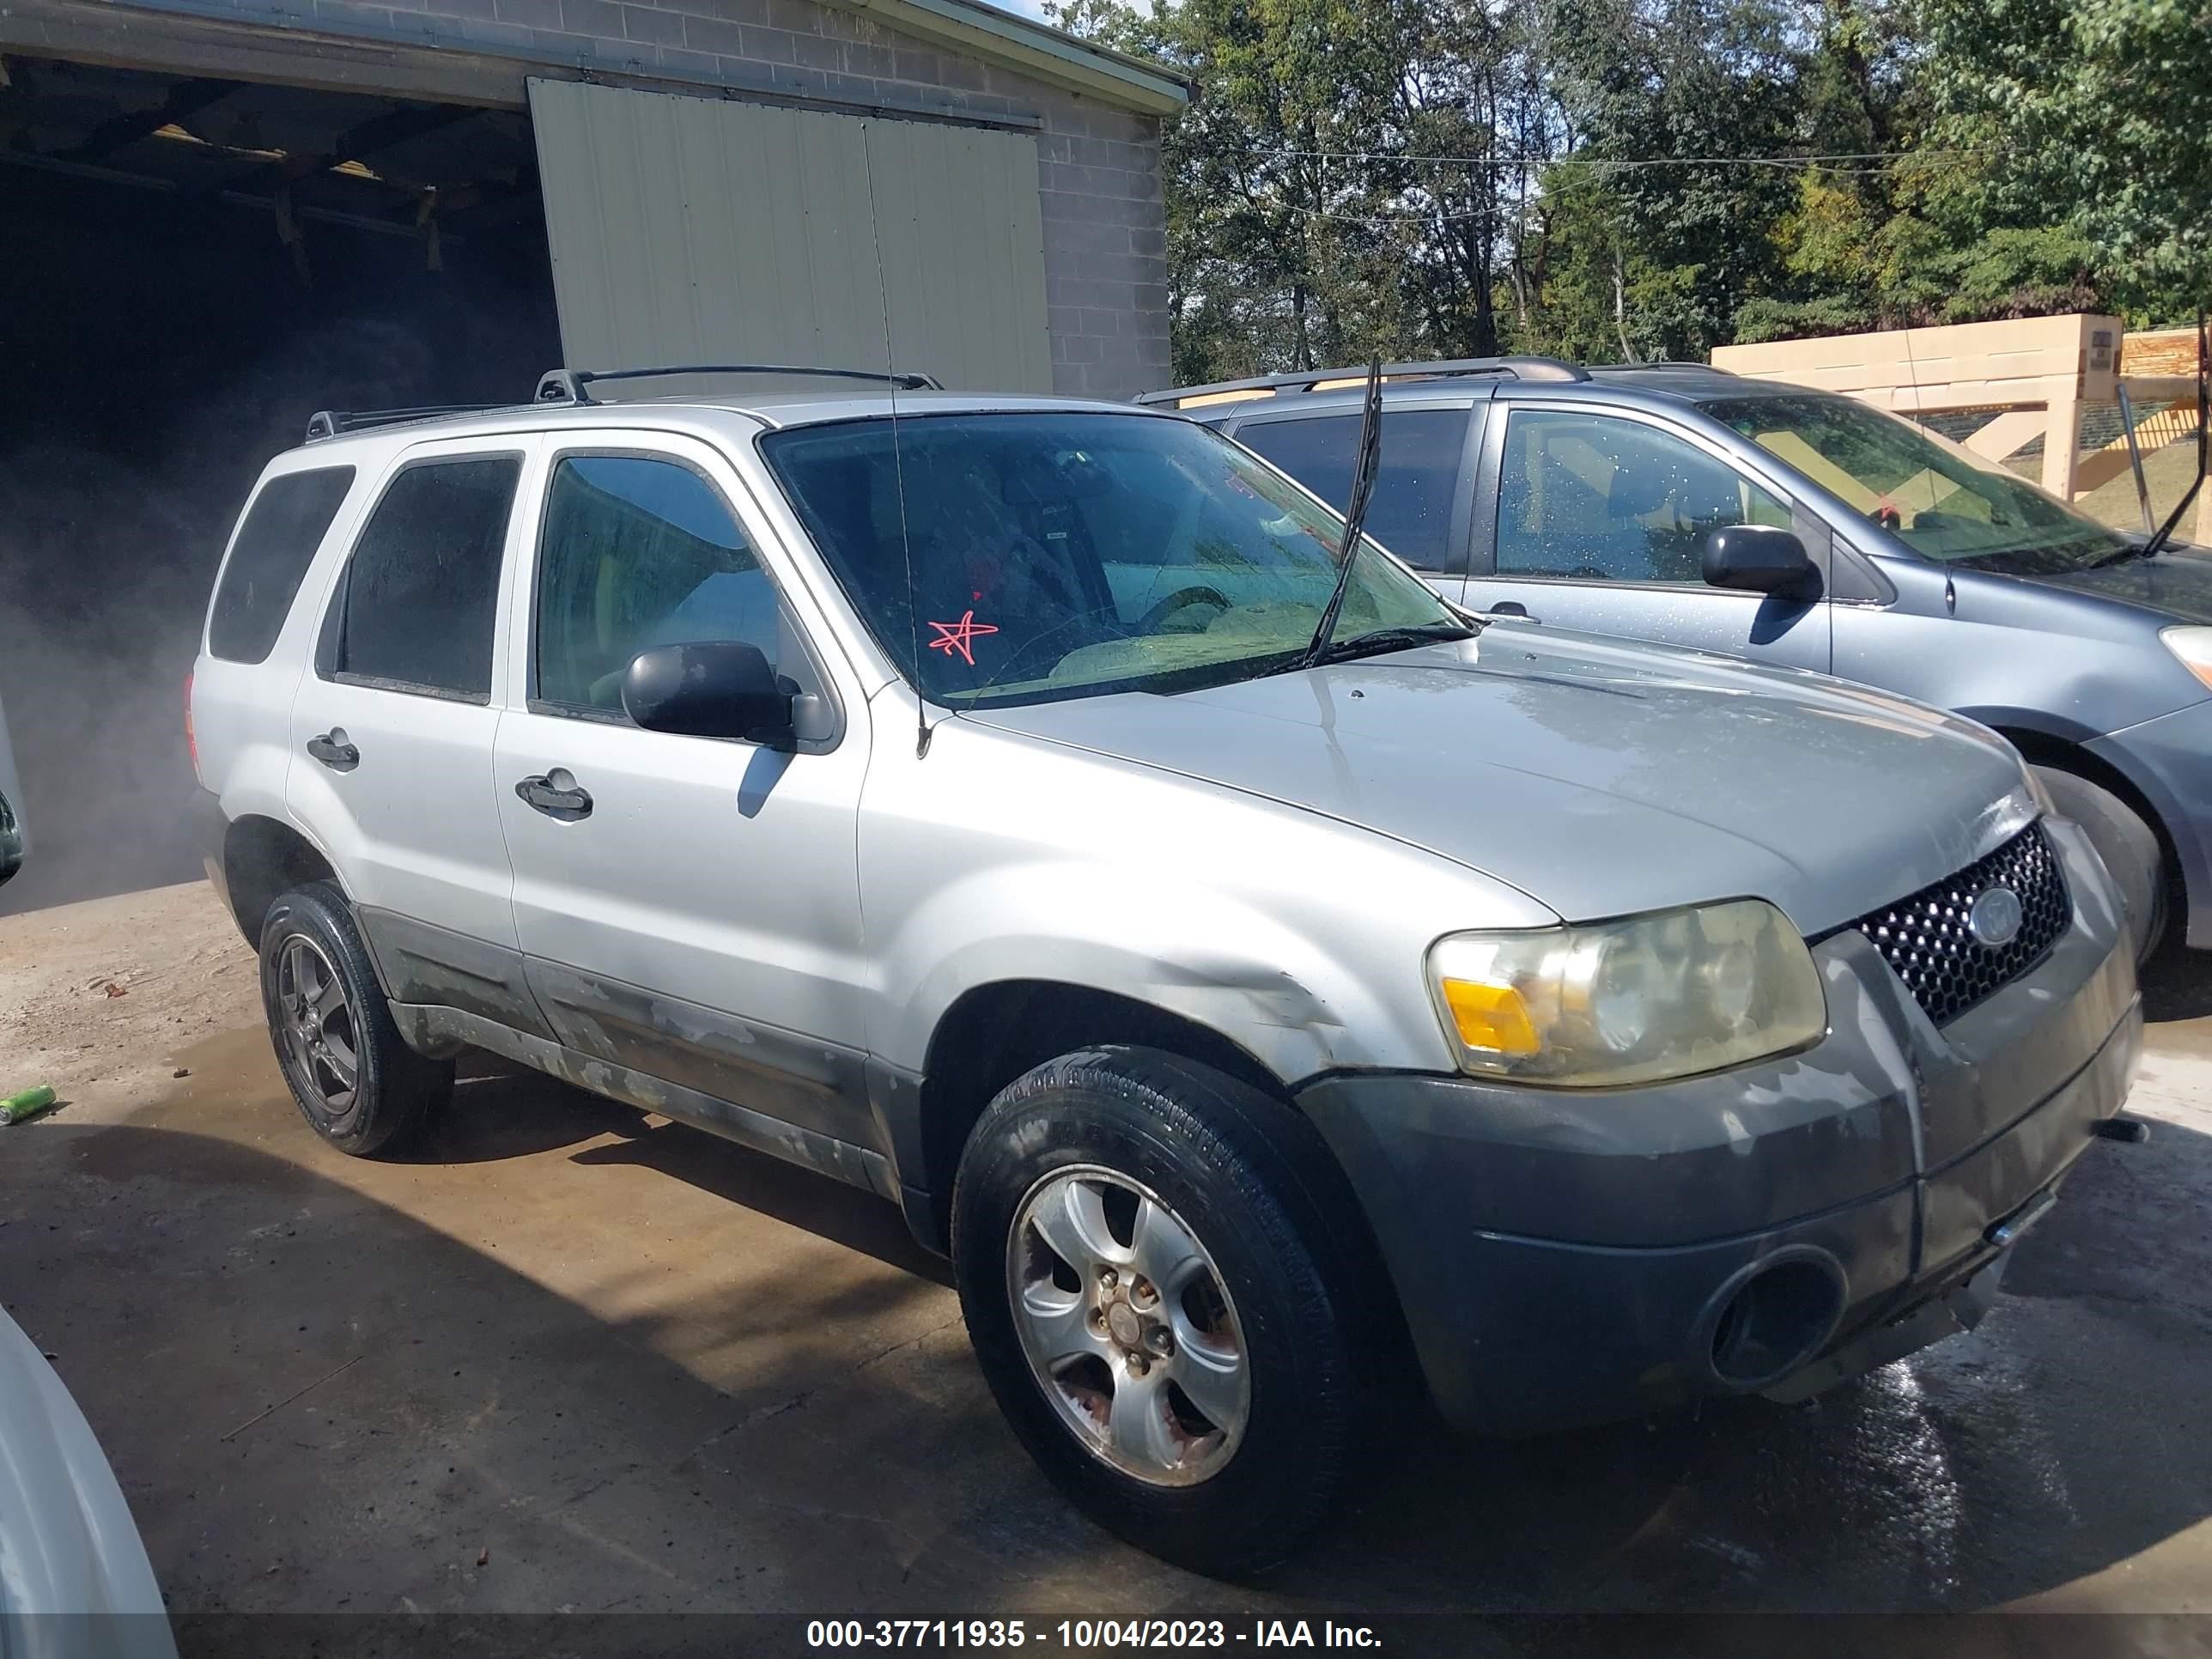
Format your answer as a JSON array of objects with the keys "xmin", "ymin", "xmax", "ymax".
[
  {"xmin": 759, "ymin": 411, "xmax": 1458, "ymax": 705},
  {"xmin": 1706, "ymin": 393, "xmax": 2130, "ymax": 573}
]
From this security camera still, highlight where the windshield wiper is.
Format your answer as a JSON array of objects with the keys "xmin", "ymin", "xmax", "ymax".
[
  {"xmin": 1310, "ymin": 621, "xmax": 1480, "ymax": 666},
  {"xmin": 1297, "ymin": 358, "xmax": 1384, "ymax": 670},
  {"xmin": 2087, "ymin": 539, "xmax": 2160, "ymax": 570}
]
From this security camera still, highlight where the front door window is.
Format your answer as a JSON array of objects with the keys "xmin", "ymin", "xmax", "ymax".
[{"xmin": 1497, "ymin": 410, "xmax": 1791, "ymax": 585}]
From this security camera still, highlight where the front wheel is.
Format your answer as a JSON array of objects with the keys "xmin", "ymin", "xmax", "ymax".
[{"xmin": 951, "ymin": 1047, "xmax": 1370, "ymax": 1577}]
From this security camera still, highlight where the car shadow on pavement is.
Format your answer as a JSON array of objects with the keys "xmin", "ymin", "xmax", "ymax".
[
  {"xmin": 383, "ymin": 1055, "xmax": 651, "ymax": 1165},
  {"xmin": 566, "ymin": 1118, "xmax": 953, "ymax": 1286},
  {"xmin": 393, "ymin": 1053, "xmax": 951, "ymax": 1285},
  {"xmin": 4, "ymin": 1050, "xmax": 2208, "ymax": 1653},
  {"xmin": 2137, "ymin": 933, "xmax": 2212, "ymax": 1022}
]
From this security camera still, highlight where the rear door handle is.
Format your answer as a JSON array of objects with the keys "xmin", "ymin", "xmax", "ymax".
[
  {"xmin": 1484, "ymin": 601, "xmax": 1537, "ymax": 622},
  {"xmin": 306, "ymin": 729, "xmax": 359, "ymax": 771},
  {"xmin": 515, "ymin": 770, "xmax": 592, "ymax": 822}
]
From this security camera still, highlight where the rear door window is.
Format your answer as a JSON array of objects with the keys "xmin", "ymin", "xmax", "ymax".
[
  {"xmin": 325, "ymin": 456, "xmax": 521, "ymax": 701},
  {"xmin": 532, "ymin": 454, "xmax": 785, "ymax": 717},
  {"xmin": 209, "ymin": 467, "xmax": 356, "ymax": 663},
  {"xmin": 1237, "ymin": 409, "xmax": 1470, "ymax": 571}
]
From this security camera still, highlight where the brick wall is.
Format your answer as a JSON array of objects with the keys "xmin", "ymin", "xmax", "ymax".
[{"xmin": 111, "ymin": 0, "xmax": 1171, "ymax": 396}]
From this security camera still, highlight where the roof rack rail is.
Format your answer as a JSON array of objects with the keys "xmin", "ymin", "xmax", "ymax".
[
  {"xmin": 1598, "ymin": 359, "xmax": 1735, "ymax": 373},
  {"xmin": 1135, "ymin": 355, "xmax": 1589, "ymax": 410},
  {"xmin": 304, "ymin": 404, "xmax": 512, "ymax": 442},
  {"xmin": 535, "ymin": 364, "xmax": 943, "ymax": 405}
]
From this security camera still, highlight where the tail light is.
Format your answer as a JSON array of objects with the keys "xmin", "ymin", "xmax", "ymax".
[{"xmin": 185, "ymin": 671, "xmax": 199, "ymax": 782}]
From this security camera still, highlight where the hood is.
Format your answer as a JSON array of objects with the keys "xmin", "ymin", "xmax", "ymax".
[
  {"xmin": 966, "ymin": 628, "xmax": 2032, "ymax": 938},
  {"xmin": 0, "ymin": 1308, "xmax": 174, "ymax": 1656},
  {"xmin": 2004, "ymin": 543, "xmax": 2212, "ymax": 623}
]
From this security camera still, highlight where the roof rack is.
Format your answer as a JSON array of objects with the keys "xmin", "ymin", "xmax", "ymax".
[
  {"xmin": 534, "ymin": 364, "xmax": 944, "ymax": 405},
  {"xmin": 1135, "ymin": 356, "xmax": 1589, "ymax": 410},
  {"xmin": 304, "ymin": 404, "xmax": 513, "ymax": 442},
  {"xmin": 1595, "ymin": 359, "xmax": 1738, "ymax": 374}
]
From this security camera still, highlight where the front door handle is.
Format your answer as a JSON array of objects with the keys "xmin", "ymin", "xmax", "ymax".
[
  {"xmin": 1484, "ymin": 601, "xmax": 1537, "ymax": 623},
  {"xmin": 515, "ymin": 770, "xmax": 592, "ymax": 822},
  {"xmin": 306, "ymin": 729, "xmax": 359, "ymax": 771}
]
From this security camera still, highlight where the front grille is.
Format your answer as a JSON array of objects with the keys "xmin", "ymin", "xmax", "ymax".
[{"xmin": 1853, "ymin": 823, "xmax": 2070, "ymax": 1026}]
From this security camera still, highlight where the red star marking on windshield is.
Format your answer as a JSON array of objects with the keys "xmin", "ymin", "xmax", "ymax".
[{"xmin": 927, "ymin": 610, "xmax": 999, "ymax": 667}]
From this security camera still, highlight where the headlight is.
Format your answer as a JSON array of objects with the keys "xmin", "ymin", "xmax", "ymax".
[
  {"xmin": 2160, "ymin": 626, "xmax": 2212, "ymax": 692},
  {"xmin": 1426, "ymin": 899, "xmax": 1826, "ymax": 1087}
]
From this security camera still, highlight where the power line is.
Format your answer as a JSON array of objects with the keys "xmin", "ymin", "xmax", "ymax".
[{"xmin": 1219, "ymin": 146, "xmax": 1991, "ymax": 171}]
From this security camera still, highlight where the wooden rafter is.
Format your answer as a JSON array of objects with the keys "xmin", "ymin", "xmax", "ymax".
[{"xmin": 57, "ymin": 75, "xmax": 239, "ymax": 161}]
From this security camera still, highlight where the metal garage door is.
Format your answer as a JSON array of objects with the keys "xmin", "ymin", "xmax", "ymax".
[{"xmin": 528, "ymin": 79, "xmax": 1052, "ymax": 392}]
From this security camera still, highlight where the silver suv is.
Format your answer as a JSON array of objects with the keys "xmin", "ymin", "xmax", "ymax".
[{"xmin": 191, "ymin": 368, "xmax": 2144, "ymax": 1575}]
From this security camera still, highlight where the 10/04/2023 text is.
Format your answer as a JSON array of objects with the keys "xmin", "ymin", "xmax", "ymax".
[{"xmin": 803, "ymin": 1620, "xmax": 1382, "ymax": 1649}]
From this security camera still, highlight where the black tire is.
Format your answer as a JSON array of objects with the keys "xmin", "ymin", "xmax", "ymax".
[
  {"xmin": 258, "ymin": 880, "xmax": 453, "ymax": 1157},
  {"xmin": 2033, "ymin": 765, "xmax": 2168, "ymax": 964},
  {"xmin": 951, "ymin": 1045, "xmax": 1374, "ymax": 1577}
]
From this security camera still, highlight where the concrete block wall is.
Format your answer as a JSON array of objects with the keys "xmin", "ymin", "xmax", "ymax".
[{"xmin": 118, "ymin": 0, "xmax": 1173, "ymax": 396}]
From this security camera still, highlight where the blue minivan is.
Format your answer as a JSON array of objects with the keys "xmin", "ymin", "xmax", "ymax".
[{"xmin": 1145, "ymin": 357, "xmax": 2212, "ymax": 962}]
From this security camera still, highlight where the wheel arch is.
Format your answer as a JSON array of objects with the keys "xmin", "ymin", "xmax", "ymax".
[
  {"xmin": 1990, "ymin": 725, "xmax": 2182, "ymax": 885},
  {"xmin": 906, "ymin": 980, "xmax": 1291, "ymax": 1254},
  {"xmin": 222, "ymin": 814, "xmax": 342, "ymax": 946}
]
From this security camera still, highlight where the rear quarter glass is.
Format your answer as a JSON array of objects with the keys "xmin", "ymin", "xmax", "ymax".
[
  {"xmin": 1237, "ymin": 408, "xmax": 1470, "ymax": 570},
  {"xmin": 209, "ymin": 467, "xmax": 357, "ymax": 664}
]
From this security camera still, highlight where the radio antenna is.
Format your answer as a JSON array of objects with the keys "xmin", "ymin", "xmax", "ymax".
[{"xmin": 860, "ymin": 124, "xmax": 932, "ymax": 758}]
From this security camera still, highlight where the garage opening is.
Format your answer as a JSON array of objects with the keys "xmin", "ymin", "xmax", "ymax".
[{"xmin": 0, "ymin": 56, "xmax": 560, "ymax": 915}]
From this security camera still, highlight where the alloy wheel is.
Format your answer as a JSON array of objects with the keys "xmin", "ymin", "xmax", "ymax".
[
  {"xmin": 276, "ymin": 934, "xmax": 359, "ymax": 1114},
  {"xmin": 1006, "ymin": 1164, "xmax": 1250, "ymax": 1486}
]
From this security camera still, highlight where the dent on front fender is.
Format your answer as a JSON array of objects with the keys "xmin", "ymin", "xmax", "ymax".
[{"xmin": 869, "ymin": 863, "xmax": 1469, "ymax": 1083}]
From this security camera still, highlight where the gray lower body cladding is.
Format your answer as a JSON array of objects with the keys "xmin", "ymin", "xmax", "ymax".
[{"xmin": 388, "ymin": 1001, "xmax": 897, "ymax": 1200}]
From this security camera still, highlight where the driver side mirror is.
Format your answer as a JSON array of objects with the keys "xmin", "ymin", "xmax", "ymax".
[
  {"xmin": 622, "ymin": 641, "xmax": 797, "ymax": 747},
  {"xmin": 0, "ymin": 790, "xmax": 21, "ymax": 890},
  {"xmin": 1703, "ymin": 524, "xmax": 1820, "ymax": 601}
]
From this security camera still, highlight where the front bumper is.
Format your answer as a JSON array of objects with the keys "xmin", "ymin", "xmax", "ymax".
[{"xmin": 1299, "ymin": 816, "xmax": 2143, "ymax": 1437}]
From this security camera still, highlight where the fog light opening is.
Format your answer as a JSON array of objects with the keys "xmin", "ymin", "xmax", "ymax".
[{"xmin": 1709, "ymin": 1259, "xmax": 1844, "ymax": 1389}]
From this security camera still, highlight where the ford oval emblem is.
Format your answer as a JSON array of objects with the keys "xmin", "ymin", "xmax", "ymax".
[{"xmin": 1969, "ymin": 885, "xmax": 2025, "ymax": 947}]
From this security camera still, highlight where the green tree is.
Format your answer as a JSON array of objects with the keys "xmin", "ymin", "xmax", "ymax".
[
  {"xmin": 1054, "ymin": 0, "xmax": 2208, "ymax": 375},
  {"xmin": 1922, "ymin": 0, "xmax": 2212, "ymax": 323}
]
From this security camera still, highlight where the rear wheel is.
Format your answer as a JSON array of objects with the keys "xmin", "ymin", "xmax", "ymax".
[
  {"xmin": 2033, "ymin": 765, "xmax": 2167, "ymax": 964},
  {"xmin": 258, "ymin": 881, "xmax": 453, "ymax": 1156},
  {"xmin": 951, "ymin": 1045, "xmax": 1371, "ymax": 1577}
]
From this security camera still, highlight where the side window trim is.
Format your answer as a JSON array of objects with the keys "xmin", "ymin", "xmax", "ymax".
[
  {"xmin": 315, "ymin": 447, "xmax": 528, "ymax": 704},
  {"xmin": 1479, "ymin": 398, "xmax": 1816, "ymax": 592},
  {"xmin": 524, "ymin": 441, "xmax": 846, "ymax": 754}
]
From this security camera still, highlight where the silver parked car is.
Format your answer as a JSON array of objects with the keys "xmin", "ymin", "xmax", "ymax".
[
  {"xmin": 1146, "ymin": 356, "xmax": 2210, "ymax": 963},
  {"xmin": 191, "ymin": 368, "xmax": 2143, "ymax": 1575},
  {"xmin": 0, "ymin": 1288, "xmax": 176, "ymax": 1656},
  {"xmin": 0, "ymin": 702, "xmax": 172, "ymax": 1653}
]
